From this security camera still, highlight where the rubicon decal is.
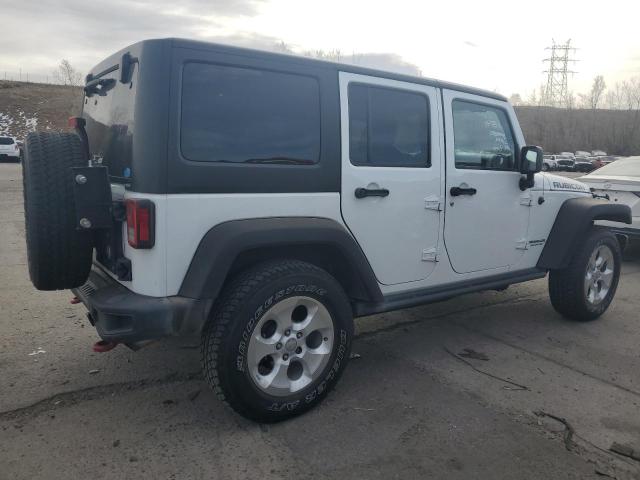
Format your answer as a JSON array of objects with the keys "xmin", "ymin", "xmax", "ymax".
[{"xmin": 551, "ymin": 181, "xmax": 589, "ymax": 192}]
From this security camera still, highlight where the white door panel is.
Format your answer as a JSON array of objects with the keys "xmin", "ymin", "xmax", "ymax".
[
  {"xmin": 339, "ymin": 72, "xmax": 443, "ymax": 285},
  {"xmin": 442, "ymin": 90, "xmax": 530, "ymax": 274}
]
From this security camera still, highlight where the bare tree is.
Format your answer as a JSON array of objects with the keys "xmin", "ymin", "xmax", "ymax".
[
  {"xmin": 304, "ymin": 49, "xmax": 343, "ymax": 62},
  {"xmin": 622, "ymin": 78, "xmax": 640, "ymax": 110},
  {"xmin": 52, "ymin": 59, "xmax": 82, "ymax": 86},
  {"xmin": 580, "ymin": 75, "xmax": 606, "ymax": 110},
  {"xmin": 565, "ymin": 91, "xmax": 577, "ymax": 110},
  {"xmin": 509, "ymin": 93, "xmax": 523, "ymax": 106},
  {"xmin": 274, "ymin": 41, "xmax": 294, "ymax": 54}
]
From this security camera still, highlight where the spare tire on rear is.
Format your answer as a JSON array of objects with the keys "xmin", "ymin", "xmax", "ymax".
[{"xmin": 22, "ymin": 131, "xmax": 93, "ymax": 290}]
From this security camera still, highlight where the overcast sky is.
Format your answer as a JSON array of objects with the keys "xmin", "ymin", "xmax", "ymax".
[{"xmin": 1, "ymin": 0, "xmax": 638, "ymax": 97}]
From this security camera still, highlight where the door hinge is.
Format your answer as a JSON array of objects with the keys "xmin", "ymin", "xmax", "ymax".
[
  {"xmin": 422, "ymin": 248, "xmax": 439, "ymax": 262},
  {"xmin": 516, "ymin": 239, "xmax": 528, "ymax": 250},
  {"xmin": 424, "ymin": 196, "xmax": 442, "ymax": 211},
  {"xmin": 519, "ymin": 194, "xmax": 533, "ymax": 207}
]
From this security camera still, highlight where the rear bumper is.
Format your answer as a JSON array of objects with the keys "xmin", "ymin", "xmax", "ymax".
[{"xmin": 72, "ymin": 265, "xmax": 211, "ymax": 345}]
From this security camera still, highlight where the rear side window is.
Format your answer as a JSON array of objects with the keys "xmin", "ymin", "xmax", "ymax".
[
  {"xmin": 452, "ymin": 100, "xmax": 515, "ymax": 171},
  {"xmin": 181, "ymin": 63, "xmax": 321, "ymax": 165},
  {"xmin": 348, "ymin": 84, "xmax": 430, "ymax": 167},
  {"xmin": 0, "ymin": 137, "xmax": 14, "ymax": 145}
]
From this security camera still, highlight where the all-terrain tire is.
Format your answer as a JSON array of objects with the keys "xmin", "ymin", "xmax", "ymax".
[
  {"xmin": 201, "ymin": 260, "xmax": 354, "ymax": 422},
  {"xmin": 22, "ymin": 131, "xmax": 92, "ymax": 290},
  {"xmin": 548, "ymin": 228, "xmax": 621, "ymax": 321}
]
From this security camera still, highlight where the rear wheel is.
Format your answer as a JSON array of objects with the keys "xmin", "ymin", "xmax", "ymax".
[
  {"xmin": 549, "ymin": 229, "xmax": 621, "ymax": 321},
  {"xmin": 201, "ymin": 260, "xmax": 353, "ymax": 422},
  {"xmin": 22, "ymin": 131, "xmax": 92, "ymax": 290}
]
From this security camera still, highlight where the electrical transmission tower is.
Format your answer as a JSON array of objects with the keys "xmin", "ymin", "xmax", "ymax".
[{"xmin": 542, "ymin": 39, "xmax": 577, "ymax": 107}]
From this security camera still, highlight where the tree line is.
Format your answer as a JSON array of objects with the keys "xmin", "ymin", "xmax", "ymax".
[{"xmin": 511, "ymin": 75, "xmax": 640, "ymax": 155}]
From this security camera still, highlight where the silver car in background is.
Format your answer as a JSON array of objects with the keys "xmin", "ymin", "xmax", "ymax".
[{"xmin": 579, "ymin": 156, "xmax": 640, "ymax": 242}]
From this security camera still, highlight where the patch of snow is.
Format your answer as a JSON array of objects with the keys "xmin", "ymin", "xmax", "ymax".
[{"xmin": 25, "ymin": 116, "xmax": 38, "ymax": 130}]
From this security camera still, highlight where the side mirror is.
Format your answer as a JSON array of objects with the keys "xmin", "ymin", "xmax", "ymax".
[
  {"xmin": 520, "ymin": 146, "xmax": 544, "ymax": 174},
  {"xmin": 519, "ymin": 145, "xmax": 543, "ymax": 190}
]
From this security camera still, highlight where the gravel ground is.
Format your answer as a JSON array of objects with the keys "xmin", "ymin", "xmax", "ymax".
[{"xmin": 1, "ymin": 163, "xmax": 639, "ymax": 479}]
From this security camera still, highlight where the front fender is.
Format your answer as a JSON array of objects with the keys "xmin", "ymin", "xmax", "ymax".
[{"xmin": 537, "ymin": 197, "xmax": 631, "ymax": 270}]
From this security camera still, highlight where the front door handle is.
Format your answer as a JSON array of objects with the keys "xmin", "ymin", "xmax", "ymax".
[
  {"xmin": 450, "ymin": 186, "xmax": 477, "ymax": 197},
  {"xmin": 355, "ymin": 187, "xmax": 390, "ymax": 199}
]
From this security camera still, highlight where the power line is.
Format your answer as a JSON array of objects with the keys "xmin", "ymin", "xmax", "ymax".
[{"xmin": 542, "ymin": 39, "xmax": 577, "ymax": 107}]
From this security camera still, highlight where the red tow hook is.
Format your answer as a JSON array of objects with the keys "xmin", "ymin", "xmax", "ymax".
[
  {"xmin": 93, "ymin": 340, "xmax": 118, "ymax": 353},
  {"xmin": 70, "ymin": 297, "xmax": 81, "ymax": 305}
]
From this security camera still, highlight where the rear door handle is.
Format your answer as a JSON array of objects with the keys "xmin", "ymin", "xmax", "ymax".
[
  {"xmin": 355, "ymin": 187, "xmax": 390, "ymax": 199},
  {"xmin": 450, "ymin": 186, "xmax": 477, "ymax": 197}
]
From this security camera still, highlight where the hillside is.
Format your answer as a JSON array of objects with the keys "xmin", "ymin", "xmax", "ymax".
[{"xmin": 0, "ymin": 81, "xmax": 82, "ymax": 140}]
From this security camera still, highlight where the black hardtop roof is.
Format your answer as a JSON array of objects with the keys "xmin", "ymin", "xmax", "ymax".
[{"xmin": 92, "ymin": 38, "xmax": 507, "ymax": 102}]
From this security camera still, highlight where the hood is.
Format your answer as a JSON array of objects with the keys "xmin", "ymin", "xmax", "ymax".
[{"xmin": 538, "ymin": 173, "xmax": 591, "ymax": 194}]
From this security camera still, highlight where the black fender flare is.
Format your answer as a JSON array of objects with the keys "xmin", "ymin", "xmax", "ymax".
[
  {"xmin": 178, "ymin": 217, "xmax": 383, "ymax": 303},
  {"xmin": 537, "ymin": 197, "xmax": 631, "ymax": 270}
]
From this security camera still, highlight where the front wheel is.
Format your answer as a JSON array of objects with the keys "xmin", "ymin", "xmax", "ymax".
[
  {"xmin": 549, "ymin": 229, "xmax": 622, "ymax": 321},
  {"xmin": 201, "ymin": 260, "xmax": 354, "ymax": 422}
]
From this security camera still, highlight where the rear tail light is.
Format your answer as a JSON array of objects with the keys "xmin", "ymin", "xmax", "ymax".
[
  {"xmin": 125, "ymin": 199, "xmax": 155, "ymax": 249},
  {"xmin": 68, "ymin": 116, "xmax": 86, "ymax": 129}
]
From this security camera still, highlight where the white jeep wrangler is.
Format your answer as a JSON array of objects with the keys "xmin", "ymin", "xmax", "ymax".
[{"xmin": 22, "ymin": 39, "xmax": 632, "ymax": 422}]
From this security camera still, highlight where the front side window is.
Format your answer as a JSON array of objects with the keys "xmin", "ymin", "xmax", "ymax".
[
  {"xmin": 452, "ymin": 100, "xmax": 515, "ymax": 171},
  {"xmin": 181, "ymin": 63, "xmax": 320, "ymax": 165},
  {"xmin": 349, "ymin": 84, "xmax": 430, "ymax": 167}
]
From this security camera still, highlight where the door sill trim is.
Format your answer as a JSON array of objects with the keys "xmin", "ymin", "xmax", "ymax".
[{"xmin": 353, "ymin": 268, "xmax": 546, "ymax": 317}]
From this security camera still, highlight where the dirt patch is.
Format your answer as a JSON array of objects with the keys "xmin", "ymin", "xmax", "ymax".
[{"xmin": 0, "ymin": 81, "xmax": 82, "ymax": 140}]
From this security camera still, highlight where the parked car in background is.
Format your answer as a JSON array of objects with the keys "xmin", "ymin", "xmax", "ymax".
[
  {"xmin": 0, "ymin": 136, "xmax": 21, "ymax": 162},
  {"xmin": 600, "ymin": 155, "xmax": 619, "ymax": 165},
  {"xmin": 542, "ymin": 154, "xmax": 559, "ymax": 171},
  {"xmin": 589, "ymin": 156, "xmax": 605, "ymax": 170},
  {"xmin": 556, "ymin": 154, "xmax": 576, "ymax": 171},
  {"xmin": 579, "ymin": 156, "xmax": 640, "ymax": 242},
  {"xmin": 575, "ymin": 150, "xmax": 591, "ymax": 158},
  {"xmin": 592, "ymin": 150, "xmax": 607, "ymax": 157},
  {"xmin": 575, "ymin": 156, "xmax": 596, "ymax": 172}
]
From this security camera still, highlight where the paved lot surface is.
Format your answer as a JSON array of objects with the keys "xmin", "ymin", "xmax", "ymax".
[{"xmin": 1, "ymin": 163, "xmax": 639, "ymax": 479}]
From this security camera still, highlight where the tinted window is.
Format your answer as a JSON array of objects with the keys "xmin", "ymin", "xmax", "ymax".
[
  {"xmin": 452, "ymin": 100, "xmax": 515, "ymax": 171},
  {"xmin": 181, "ymin": 63, "xmax": 320, "ymax": 165},
  {"xmin": 349, "ymin": 84, "xmax": 429, "ymax": 167},
  {"xmin": 0, "ymin": 137, "xmax": 14, "ymax": 145}
]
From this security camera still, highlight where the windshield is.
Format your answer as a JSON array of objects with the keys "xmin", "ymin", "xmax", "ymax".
[
  {"xmin": 0, "ymin": 137, "xmax": 14, "ymax": 145},
  {"xmin": 589, "ymin": 157, "xmax": 640, "ymax": 177}
]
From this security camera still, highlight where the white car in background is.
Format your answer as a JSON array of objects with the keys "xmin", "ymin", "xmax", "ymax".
[
  {"xmin": 0, "ymin": 136, "xmax": 21, "ymax": 162},
  {"xmin": 579, "ymin": 156, "xmax": 640, "ymax": 242}
]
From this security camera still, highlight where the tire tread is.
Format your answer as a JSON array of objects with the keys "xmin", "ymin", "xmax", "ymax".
[
  {"xmin": 201, "ymin": 259, "xmax": 348, "ymax": 421},
  {"xmin": 549, "ymin": 228, "xmax": 621, "ymax": 321},
  {"xmin": 23, "ymin": 131, "xmax": 92, "ymax": 290}
]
